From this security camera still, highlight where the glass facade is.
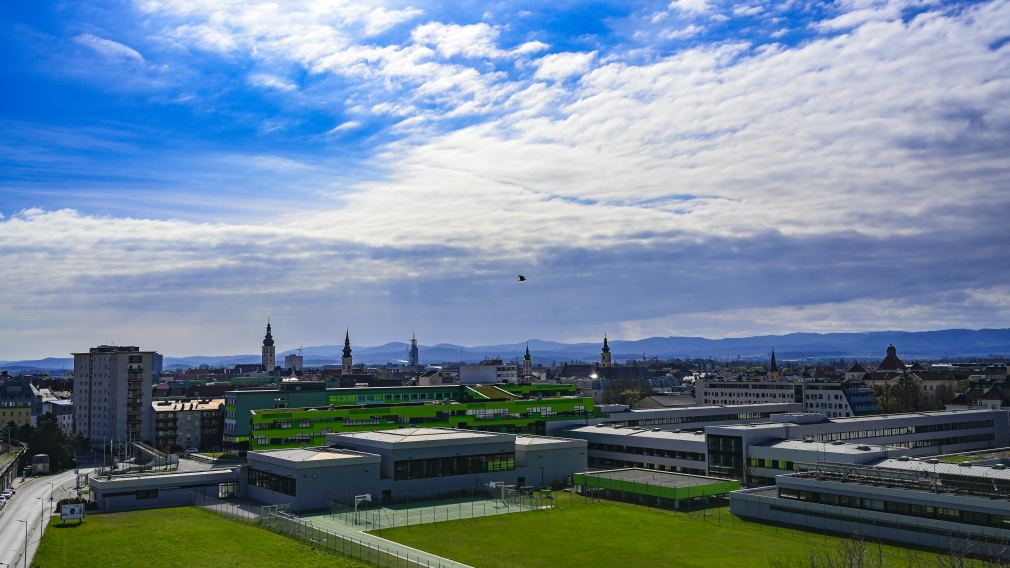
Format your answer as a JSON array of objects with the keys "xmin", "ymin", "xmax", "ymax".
[
  {"xmin": 707, "ymin": 435, "xmax": 744, "ymax": 479},
  {"xmin": 393, "ymin": 452, "xmax": 515, "ymax": 481},
  {"xmin": 248, "ymin": 467, "xmax": 296, "ymax": 496}
]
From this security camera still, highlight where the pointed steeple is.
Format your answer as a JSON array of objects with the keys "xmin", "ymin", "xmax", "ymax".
[
  {"xmin": 769, "ymin": 349, "xmax": 778, "ymax": 372},
  {"xmin": 600, "ymin": 334, "xmax": 613, "ymax": 368},
  {"xmin": 342, "ymin": 329, "xmax": 352, "ymax": 358},
  {"xmin": 263, "ymin": 319, "xmax": 275, "ymax": 347},
  {"xmin": 524, "ymin": 343, "xmax": 531, "ymax": 361}
]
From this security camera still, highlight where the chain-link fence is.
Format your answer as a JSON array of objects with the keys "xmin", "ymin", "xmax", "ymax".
[
  {"xmin": 324, "ymin": 486, "xmax": 554, "ymax": 531},
  {"xmin": 193, "ymin": 494, "xmax": 470, "ymax": 568}
]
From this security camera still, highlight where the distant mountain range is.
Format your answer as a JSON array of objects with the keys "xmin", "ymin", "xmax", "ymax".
[{"xmin": 4, "ymin": 328, "xmax": 1010, "ymax": 373}]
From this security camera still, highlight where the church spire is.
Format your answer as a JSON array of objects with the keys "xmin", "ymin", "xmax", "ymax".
[
  {"xmin": 341, "ymin": 329, "xmax": 353, "ymax": 375},
  {"xmin": 261, "ymin": 318, "xmax": 276, "ymax": 372},
  {"xmin": 768, "ymin": 349, "xmax": 779, "ymax": 381},
  {"xmin": 524, "ymin": 343, "xmax": 531, "ymax": 360},
  {"xmin": 600, "ymin": 334, "xmax": 613, "ymax": 368},
  {"xmin": 263, "ymin": 319, "xmax": 274, "ymax": 347}
]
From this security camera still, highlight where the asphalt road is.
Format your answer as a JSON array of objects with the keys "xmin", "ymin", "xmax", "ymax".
[{"xmin": 0, "ymin": 468, "xmax": 83, "ymax": 568}]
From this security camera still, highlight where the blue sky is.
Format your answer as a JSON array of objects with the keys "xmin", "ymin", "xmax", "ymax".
[{"xmin": 2, "ymin": 0, "xmax": 1010, "ymax": 359}]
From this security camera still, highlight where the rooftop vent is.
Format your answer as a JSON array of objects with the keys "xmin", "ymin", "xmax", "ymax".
[{"xmin": 897, "ymin": 456, "xmax": 910, "ymax": 461}]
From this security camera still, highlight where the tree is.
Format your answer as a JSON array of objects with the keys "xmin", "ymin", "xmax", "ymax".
[{"xmin": 16, "ymin": 413, "xmax": 80, "ymax": 472}]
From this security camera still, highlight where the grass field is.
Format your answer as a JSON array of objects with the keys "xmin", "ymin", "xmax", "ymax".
[
  {"xmin": 33, "ymin": 507, "xmax": 368, "ymax": 568},
  {"xmin": 374, "ymin": 494, "xmax": 947, "ymax": 568}
]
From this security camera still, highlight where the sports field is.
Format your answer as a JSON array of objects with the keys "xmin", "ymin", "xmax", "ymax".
[
  {"xmin": 374, "ymin": 494, "xmax": 948, "ymax": 568},
  {"xmin": 303, "ymin": 493, "xmax": 543, "ymax": 532},
  {"xmin": 33, "ymin": 507, "xmax": 367, "ymax": 568}
]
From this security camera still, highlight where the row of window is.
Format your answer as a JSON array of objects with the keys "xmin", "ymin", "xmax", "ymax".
[
  {"xmin": 393, "ymin": 452, "xmax": 515, "ymax": 481},
  {"xmin": 252, "ymin": 407, "xmax": 589, "ymax": 430},
  {"xmin": 812, "ymin": 420, "xmax": 994, "ymax": 442},
  {"xmin": 778, "ymin": 488, "xmax": 1010, "ymax": 530},
  {"xmin": 588, "ymin": 456, "xmax": 705, "ymax": 475},
  {"xmin": 248, "ymin": 468, "xmax": 297, "ymax": 496},
  {"xmin": 617, "ymin": 412, "xmax": 772, "ymax": 428},
  {"xmin": 587, "ymin": 442, "xmax": 705, "ymax": 461}
]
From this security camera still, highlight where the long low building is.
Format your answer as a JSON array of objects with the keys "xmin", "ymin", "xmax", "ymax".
[
  {"xmin": 91, "ymin": 468, "xmax": 241, "ymax": 512},
  {"xmin": 563, "ymin": 408, "xmax": 1009, "ymax": 485},
  {"xmin": 731, "ymin": 457, "xmax": 1010, "ymax": 558},
  {"xmin": 245, "ymin": 427, "xmax": 587, "ymax": 511},
  {"xmin": 564, "ymin": 426, "xmax": 708, "ymax": 474}
]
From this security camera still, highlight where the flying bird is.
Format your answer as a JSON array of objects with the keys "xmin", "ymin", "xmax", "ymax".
[{"xmin": 517, "ymin": 275, "xmax": 526, "ymax": 282}]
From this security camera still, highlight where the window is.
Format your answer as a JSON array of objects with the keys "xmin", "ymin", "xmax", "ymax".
[
  {"xmin": 393, "ymin": 452, "xmax": 515, "ymax": 480},
  {"xmin": 136, "ymin": 489, "xmax": 158, "ymax": 499},
  {"xmin": 248, "ymin": 468, "xmax": 296, "ymax": 496}
]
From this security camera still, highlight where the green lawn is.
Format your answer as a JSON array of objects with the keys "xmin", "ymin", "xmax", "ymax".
[
  {"xmin": 374, "ymin": 495, "xmax": 945, "ymax": 568},
  {"xmin": 34, "ymin": 507, "xmax": 367, "ymax": 568}
]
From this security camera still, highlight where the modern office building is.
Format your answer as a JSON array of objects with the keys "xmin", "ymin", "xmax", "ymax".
[
  {"xmin": 152, "ymin": 398, "xmax": 225, "ymax": 452},
  {"xmin": 283, "ymin": 353, "xmax": 304, "ymax": 371},
  {"xmin": 566, "ymin": 425, "xmax": 708, "ymax": 474},
  {"xmin": 245, "ymin": 427, "xmax": 587, "ymax": 511},
  {"xmin": 224, "ymin": 382, "xmax": 593, "ymax": 454},
  {"xmin": 459, "ymin": 359, "xmax": 519, "ymax": 384},
  {"xmin": 731, "ymin": 456, "xmax": 1010, "ymax": 558},
  {"xmin": 707, "ymin": 409, "xmax": 1008, "ymax": 484},
  {"xmin": 563, "ymin": 408, "xmax": 1009, "ymax": 486},
  {"xmin": 595, "ymin": 402, "xmax": 804, "ymax": 430},
  {"xmin": 72, "ymin": 345, "xmax": 158, "ymax": 445},
  {"xmin": 696, "ymin": 378, "xmax": 881, "ymax": 418}
]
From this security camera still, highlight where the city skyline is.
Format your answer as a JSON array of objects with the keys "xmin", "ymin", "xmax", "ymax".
[{"xmin": 3, "ymin": 1, "xmax": 1010, "ymax": 358}]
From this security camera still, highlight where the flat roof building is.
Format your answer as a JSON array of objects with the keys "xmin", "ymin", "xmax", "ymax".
[
  {"xmin": 245, "ymin": 427, "xmax": 587, "ymax": 511},
  {"xmin": 731, "ymin": 456, "xmax": 1010, "ymax": 559}
]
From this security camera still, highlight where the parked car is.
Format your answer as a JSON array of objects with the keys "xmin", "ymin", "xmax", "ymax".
[
  {"xmin": 1, "ymin": 489, "xmax": 12, "ymax": 499},
  {"xmin": 186, "ymin": 448, "xmax": 199, "ymax": 454},
  {"xmin": 0, "ymin": 497, "xmax": 6, "ymax": 508}
]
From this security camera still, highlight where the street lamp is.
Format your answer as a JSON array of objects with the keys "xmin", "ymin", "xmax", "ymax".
[
  {"xmin": 17, "ymin": 520, "xmax": 28, "ymax": 568},
  {"xmin": 37, "ymin": 497, "xmax": 44, "ymax": 534}
]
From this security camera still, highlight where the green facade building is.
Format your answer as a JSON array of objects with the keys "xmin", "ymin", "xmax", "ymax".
[{"xmin": 224, "ymin": 382, "xmax": 593, "ymax": 453}]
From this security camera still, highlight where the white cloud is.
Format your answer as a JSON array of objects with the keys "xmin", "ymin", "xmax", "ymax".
[
  {"xmin": 73, "ymin": 33, "xmax": 144, "ymax": 61},
  {"xmin": 732, "ymin": 5, "xmax": 764, "ymax": 17},
  {"xmin": 668, "ymin": 0, "xmax": 710, "ymax": 14},
  {"xmin": 410, "ymin": 22, "xmax": 503, "ymax": 58},
  {"xmin": 512, "ymin": 40, "xmax": 550, "ymax": 56},
  {"xmin": 533, "ymin": 51, "xmax": 597, "ymax": 81},
  {"xmin": 247, "ymin": 73, "xmax": 296, "ymax": 91},
  {"xmin": 327, "ymin": 120, "xmax": 361, "ymax": 133},
  {"xmin": 661, "ymin": 24, "xmax": 705, "ymax": 40}
]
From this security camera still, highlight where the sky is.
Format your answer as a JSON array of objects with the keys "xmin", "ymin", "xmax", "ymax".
[{"xmin": 2, "ymin": 0, "xmax": 1010, "ymax": 359}]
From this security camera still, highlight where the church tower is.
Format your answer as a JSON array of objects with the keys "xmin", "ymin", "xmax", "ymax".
[
  {"xmin": 409, "ymin": 332, "xmax": 419, "ymax": 367},
  {"xmin": 768, "ymin": 349, "xmax": 779, "ymax": 381},
  {"xmin": 523, "ymin": 343, "xmax": 533, "ymax": 379},
  {"xmin": 342, "ymin": 330, "xmax": 353, "ymax": 375},
  {"xmin": 600, "ymin": 335, "xmax": 613, "ymax": 368},
  {"xmin": 261, "ymin": 319, "xmax": 276, "ymax": 373}
]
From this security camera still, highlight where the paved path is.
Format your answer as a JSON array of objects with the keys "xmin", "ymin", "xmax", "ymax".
[
  {"xmin": 289, "ymin": 514, "xmax": 472, "ymax": 568},
  {"xmin": 0, "ymin": 468, "xmax": 85, "ymax": 568}
]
